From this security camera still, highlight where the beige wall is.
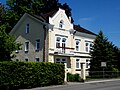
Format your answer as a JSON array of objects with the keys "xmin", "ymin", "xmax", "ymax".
[{"xmin": 48, "ymin": 8, "xmax": 96, "ymax": 75}]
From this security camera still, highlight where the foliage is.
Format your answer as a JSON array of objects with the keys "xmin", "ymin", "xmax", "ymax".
[
  {"xmin": 0, "ymin": 0, "xmax": 73, "ymax": 33},
  {"xmin": 0, "ymin": 25, "xmax": 21, "ymax": 61},
  {"xmin": 90, "ymin": 31, "xmax": 120, "ymax": 72},
  {"xmin": 0, "ymin": 3, "xmax": 5, "ymax": 25},
  {"xmin": 0, "ymin": 61, "xmax": 65, "ymax": 90},
  {"xmin": 67, "ymin": 73, "xmax": 81, "ymax": 82}
]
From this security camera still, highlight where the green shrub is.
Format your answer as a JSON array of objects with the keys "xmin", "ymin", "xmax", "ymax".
[
  {"xmin": 67, "ymin": 73, "xmax": 81, "ymax": 82},
  {"xmin": 0, "ymin": 61, "xmax": 65, "ymax": 90}
]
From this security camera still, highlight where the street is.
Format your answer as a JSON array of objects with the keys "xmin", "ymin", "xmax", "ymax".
[{"xmin": 25, "ymin": 79, "xmax": 120, "ymax": 90}]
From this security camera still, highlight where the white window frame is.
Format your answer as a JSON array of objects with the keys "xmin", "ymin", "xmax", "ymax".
[
  {"xmin": 35, "ymin": 57, "xmax": 40, "ymax": 62},
  {"xmin": 55, "ymin": 58, "xmax": 66, "ymax": 64},
  {"xmin": 85, "ymin": 41, "xmax": 93, "ymax": 52},
  {"xmin": 62, "ymin": 38, "xmax": 66, "ymax": 53},
  {"xmin": 86, "ymin": 59, "xmax": 90, "ymax": 69},
  {"xmin": 75, "ymin": 40, "xmax": 80, "ymax": 51},
  {"xmin": 56, "ymin": 37, "xmax": 61, "ymax": 48},
  {"xmin": 25, "ymin": 41, "xmax": 29, "ymax": 52},
  {"xmin": 76, "ymin": 59, "xmax": 81, "ymax": 69},
  {"xmin": 59, "ymin": 20, "xmax": 64, "ymax": 29},
  {"xmin": 25, "ymin": 58, "xmax": 29, "ymax": 62},
  {"xmin": 85, "ymin": 42, "xmax": 89, "ymax": 52},
  {"xmin": 36, "ymin": 39, "xmax": 40, "ymax": 50},
  {"xmin": 26, "ymin": 23, "xmax": 30, "ymax": 33},
  {"xmin": 55, "ymin": 36, "xmax": 67, "ymax": 53}
]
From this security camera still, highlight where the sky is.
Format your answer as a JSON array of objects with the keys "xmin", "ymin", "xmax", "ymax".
[{"xmin": 0, "ymin": 0, "xmax": 120, "ymax": 48}]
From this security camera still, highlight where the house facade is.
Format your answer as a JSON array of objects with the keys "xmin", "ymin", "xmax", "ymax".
[
  {"xmin": 10, "ymin": 13, "xmax": 51, "ymax": 62},
  {"xmin": 45, "ymin": 8, "xmax": 96, "ymax": 75},
  {"xmin": 10, "ymin": 8, "xmax": 96, "ymax": 75}
]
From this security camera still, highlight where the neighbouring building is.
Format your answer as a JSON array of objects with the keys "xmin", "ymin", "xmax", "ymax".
[
  {"xmin": 10, "ymin": 13, "xmax": 52, "ymax": 62},
  {"xmin": 10, "ymin": 8, "xmax": 96, "ymax": 76}
]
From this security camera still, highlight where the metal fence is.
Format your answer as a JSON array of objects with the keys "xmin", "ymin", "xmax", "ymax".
[{"xmin": 88, "ymin": 71, "xmax": 120, "ymax": 79}]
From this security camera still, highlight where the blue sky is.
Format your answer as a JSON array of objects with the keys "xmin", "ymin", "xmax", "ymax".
[
  {"xmin": 59, "ymin": 0, "xmax": 120, "ymax": 48},
  {"xmin": 1, "ymin": 0, "xmax": 120, "ymax": 48}
]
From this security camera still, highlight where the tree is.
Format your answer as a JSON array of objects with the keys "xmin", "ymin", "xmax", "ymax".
[
  {"xmin": 60, "ymin": 3, "xmax": 74, "ymax": 23},
  {"xmin": 0, "ymin": 0, "xmax": 73, "ymax": 61},
  {"xmin": 90, "ymin": 31, "xmax": 118, "ymax": 72},
  {"xmin": 4, "ymin": 0, "xmax": 44, "ymax": 33},
  {"xmin": 0, "ymin": 25, "xmax": 21, "ymax": 61},
  {"xmin": 1, "ymin": 0, "xmax": 73, "ymax": 33},
  {"xmin": 0, "ymin": 3, "xmax": 6, "ymax": 25}
]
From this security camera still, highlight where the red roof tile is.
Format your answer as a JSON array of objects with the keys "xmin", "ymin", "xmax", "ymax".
[
  {"xmin": 41, "ymin": 9, "xmax": 58, "ymax": 20},
  {"xmin": 74, "ymin": 25, "xmax": 96, "ymax": 35}
]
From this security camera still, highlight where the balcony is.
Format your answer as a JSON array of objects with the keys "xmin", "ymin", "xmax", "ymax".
[{"xmin": 54, "ymin": 47, "xmax": 74, "ymax": 55}]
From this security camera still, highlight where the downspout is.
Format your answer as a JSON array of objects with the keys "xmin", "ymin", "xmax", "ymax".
[{"xmin": 43, "ymin": 25, "xmax": 47, "ymax": 62}]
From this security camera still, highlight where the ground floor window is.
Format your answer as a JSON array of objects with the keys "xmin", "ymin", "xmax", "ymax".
[
  {"xmin": 86, "ymin": 59, "xmax": 90, "ymax": 69},
  {"xmin": 76, "ymin": 59, "xmax": 81, "ymax": 69},
  {"xmin": 55, "ymin": 58, "xmax": 66, "ymax": 64},
  {"xmin": 36, "ymin": 57, "xmax": 39, "ymax": 62},
  {"xmin": 25, "ymin": 58, "xmax": 28, "ymax": 62}
]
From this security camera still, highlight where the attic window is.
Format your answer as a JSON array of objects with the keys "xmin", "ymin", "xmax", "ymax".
[
  {"xmin": 59, "ymin": 20, "xmax": 64, "ymax": 29},
  {"xmin": 26, "ymin": 24, "xmax": 29, "ymax": 33}
]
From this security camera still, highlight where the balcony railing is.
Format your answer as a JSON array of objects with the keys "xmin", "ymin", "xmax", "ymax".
[{"xmin": 55, "ymin": 47, "xmax": 74, "ymax": 54}]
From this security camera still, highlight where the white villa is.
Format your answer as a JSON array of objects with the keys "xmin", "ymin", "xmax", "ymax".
[{"xmin": 10, "ymin": 8, "xmax": 96, "ymax": 76}]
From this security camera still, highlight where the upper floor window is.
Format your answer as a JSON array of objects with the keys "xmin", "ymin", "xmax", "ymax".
[
  {"xmin": 25, "ymin": 41, "xmax": 29, "ymax": 52},
  {"xmin": 85, "ymin": 42, "xmax": 89, "ymax": 52},
  {"xmin": 59, "ymin": 20, "xmax": 64, "ymax": 29},
  {"xmin": 62, "ymin": 38, "xmax": 66, "ymax": 53},
  {"xmin": 76, "ymin": 59, "xmax": 81, "ymax": 69},
  {"xmin": 56, "ymin": 37, "xmax": 61, "ymax": 48},
  {"xmin": 85, "ymin": 41, "xmax": 93, "ymax": 52},
  {"xmin": 56, "ymin": 36, "xmax": 67, "ymax": 53},
  {"xmin": 76, "ymin": 40, "xmax": 80, "ymax": 51},
  {"xmin": 36, "ymin": 39, "xmax": 40, "ymax": 50},
  {"xmin": 26, "ymin": 24, "xmax": 29, "ymax": 33}
]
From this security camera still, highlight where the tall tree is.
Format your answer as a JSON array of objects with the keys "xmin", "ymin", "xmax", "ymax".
[
  {"xmin": 90, "ymin": 31, "xmax": 118, "ymax": 72},
  {"xmin": 2, "ymin": 0, "xmax": 73, "ymax": 33},
  {"xmin": 0, "ymin": 25, "xmax": 21, "ymax": 61},
  {"xmin": 0, "ymin": 3, "xmax": 5, "ymax": 25},
  {"xmin": 60, "ymin": 3, "xmax": 74, "ymax": 23}
]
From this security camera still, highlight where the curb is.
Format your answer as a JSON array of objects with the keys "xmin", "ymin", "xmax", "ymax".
[
  {"xmin": 85, "ymin": 79, "xmax": 120, "ymax": 84},
  {"xmin": 20, "ymin": 79, "xmax": 120, "ymax": 90}
]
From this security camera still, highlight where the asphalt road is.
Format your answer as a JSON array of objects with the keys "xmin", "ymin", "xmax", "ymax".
[{"xmin": 22, "ymin": 79, "xmax": 120, "ymax": 90}]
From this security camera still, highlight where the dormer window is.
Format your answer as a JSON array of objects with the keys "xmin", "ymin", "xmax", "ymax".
[
  {"xmin": 59, "ymin": 20, "xmax": 64, "ymax": 29},
  {"xmin": 26, "ymin": 24, "xmax": 29, "ymax": 33}
]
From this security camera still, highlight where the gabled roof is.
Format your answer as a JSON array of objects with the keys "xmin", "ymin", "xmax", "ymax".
[
  {"xmin": 29, "ymin": 13, "xmax": 46, "ymax": 22},
  {"xmin": 10, "ymin": 13, "xmax": 48, "ymax": 35},
  {"xmin": 74, "ymin": 25, "xmax": 96, "ymax": 36}
]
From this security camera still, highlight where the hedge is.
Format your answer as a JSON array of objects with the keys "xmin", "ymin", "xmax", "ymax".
[
  {"xmin": 67, "ymin": 73, "xmax": 81, "ymax": 82},
  {"xmin": 0, "ymin": 61, "xmax": 65, "ymax": 90}
]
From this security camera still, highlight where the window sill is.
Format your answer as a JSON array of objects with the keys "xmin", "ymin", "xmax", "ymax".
[
  {"xmin": 76, "ymin": 69, "xmax": 81, "ymax": 71},
  {"xmin": 25, "ymin": 50, "xmax": 28, "ymax": 53},
  {"xmin": 35, "ymin": 49, "xmax": 40, "ymax": 52},
  {"xmin": 59, "ymin": 28, "xmax": 65, "ymax": 30}
]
